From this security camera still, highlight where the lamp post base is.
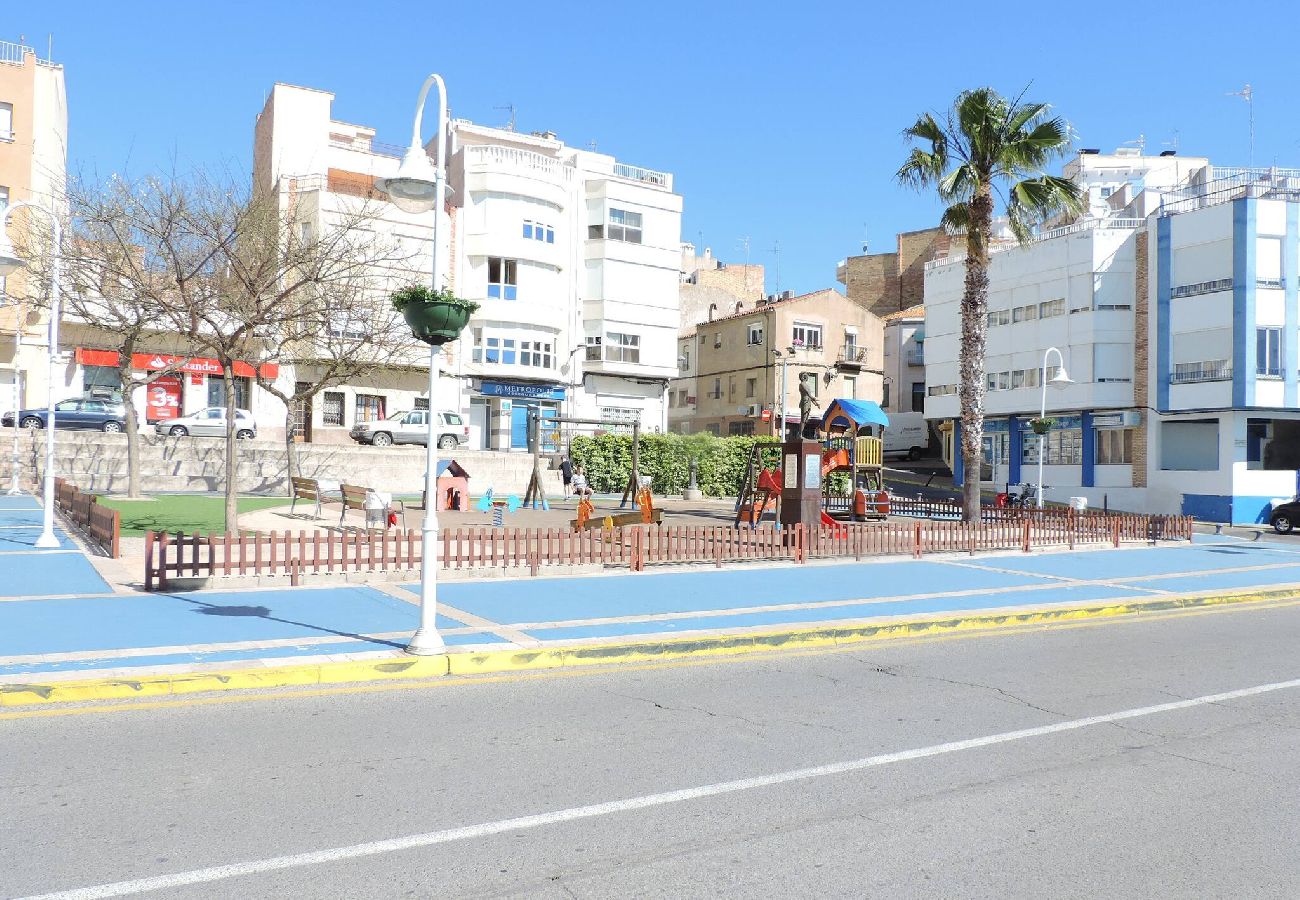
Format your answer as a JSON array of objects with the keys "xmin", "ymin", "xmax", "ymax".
[
  {"xmin": 34, "ymin": 531, "xmax": 59, "ymax": 549},
  {"xmin": 405, "ymin": 627, "xmax": 447, "ymax": 656}
]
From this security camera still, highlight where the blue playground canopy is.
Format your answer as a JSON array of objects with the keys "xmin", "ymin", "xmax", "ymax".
[{"xmin": 822, "ymin": 398, "xmax": 890, "ymax": 432}]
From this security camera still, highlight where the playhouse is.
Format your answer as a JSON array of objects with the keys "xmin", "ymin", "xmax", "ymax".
[
  {"xmin": 435, "ymin": 459, "xmax": 470, "ymax": 511},
  {"xmin": 735, "ymin": 398, "xmax": 890, "ymax": 525}
]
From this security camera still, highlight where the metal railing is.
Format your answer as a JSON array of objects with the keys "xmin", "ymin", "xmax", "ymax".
[
  {"xmin": 327, "ymin": 137, "xmax": 404, "ymax": 159},
  {"xmin": 836, "ymin": 345, "xmax": 867, "ymax": 365},
  {"xmin": 0, "ymin": 40, "xmax": 32, "ymax": 65},
  {"xmin": 612, "ymin": 162, "xmax": 670, "ymax": 188},
  {"xmin": 905, "ymin": 350, "xmax": 925, "ymax": 367},
  {"xmin": 1160, "ymin": 169, "xmax": 1300, "ymax": 216},
  {"xmin": 1171, "ymin": 361, "xmax": 1232, "ymax": 384}
]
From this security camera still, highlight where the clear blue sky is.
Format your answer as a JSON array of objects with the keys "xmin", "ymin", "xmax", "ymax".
[{"xmin": 17, "ymin": 1, "xmax": 1292, "ymax": 296}]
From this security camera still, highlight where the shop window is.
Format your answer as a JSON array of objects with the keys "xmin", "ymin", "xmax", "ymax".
[
  {"xmin": 355, "ymin": 394, "xmax": 385, "ymax": 423},
  {"xmin": 1022, "ymin": 428, "xmax": 1082, "ymax": 466},
  {"xmin": 1096, "ymin": 428, "xmax": 1134, "ymax": 465},
  {"xmin": 322, "ymin": 392, "xmax": 345, "ymax": 426},
  {"xmin": 83, "ymin": 365, "xmax": 122, "ymax": 399},
  {"xmin": 207, "ymin": 376, "xmax": 250, "ymax": 411}
]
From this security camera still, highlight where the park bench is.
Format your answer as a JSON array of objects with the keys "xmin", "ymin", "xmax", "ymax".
[
  {"xmin": 340, "ymin": 483, "xmax": 408, "ymax": 530},
  {"xmin": 289, "ymin": 476, "xmax": 342, "ymax": 520}
]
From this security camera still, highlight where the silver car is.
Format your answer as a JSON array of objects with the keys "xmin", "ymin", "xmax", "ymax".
[
  {"xmin": 350, "ymin": 410, "xmax": 468, "ymax": 449},
  {"xmin": 156, "ymin": 407, "xmax": 258, "ymax": 439}
]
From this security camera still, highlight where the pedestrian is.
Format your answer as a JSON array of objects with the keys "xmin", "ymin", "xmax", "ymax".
[
  {"xmin": 560, "ymin": 456, "xmax": 574, "ymax": 498},
  {"xmin": 572, "ymin": 465, "xmax": 591, "ymax": 499}
]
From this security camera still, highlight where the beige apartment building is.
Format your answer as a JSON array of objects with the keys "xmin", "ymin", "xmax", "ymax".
[
  {"xmin": 0, "ymin": 39, "xmax": 67, "ymax": 411},
  {"xmin": 670, "ymin": 288, "xmax": 884, "ymax": 436}
]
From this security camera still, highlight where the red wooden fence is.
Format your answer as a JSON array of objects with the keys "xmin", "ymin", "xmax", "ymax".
[{"xmin": 143, "ymin": 513, "xmax": 1194, "ymax": 590}]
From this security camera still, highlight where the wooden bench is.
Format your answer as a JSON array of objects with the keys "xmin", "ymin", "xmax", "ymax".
[
  {"xmin": 340, "ymin": 483, "xmax": 408, "ymax": 530},
  {"xmin": 290, "ymin": 477, "xmax": 341, "ymax": 520},
  {"xmin": 570, "ymin": 508, "xmax": 664, "ymax": 531}
]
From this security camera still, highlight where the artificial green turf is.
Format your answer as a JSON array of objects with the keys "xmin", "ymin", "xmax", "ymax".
[{"xmin": 95, "ymin": 494, "xmax": 290, "ymax": 536}]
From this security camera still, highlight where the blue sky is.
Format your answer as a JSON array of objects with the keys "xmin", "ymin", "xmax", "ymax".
[{"xmin": 17, "ymin": 1, "xmax": 1293, "ymax": 296}]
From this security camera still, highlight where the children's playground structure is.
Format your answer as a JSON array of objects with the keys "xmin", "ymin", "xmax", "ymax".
[{"xmin": 736, "ymin": 398, "xmax": 891, "ymax": 528}]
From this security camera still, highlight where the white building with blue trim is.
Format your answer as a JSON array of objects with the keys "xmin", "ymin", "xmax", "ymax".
[{"xmin": 924, "ymin": 149, "xmax": 1300, "ymax": 523}]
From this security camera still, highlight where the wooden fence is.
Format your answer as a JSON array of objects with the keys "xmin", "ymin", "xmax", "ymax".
[
  {"xmin": 143, "ymin": 512, "xmax": 1193, "ymax": 590},
  {"xmin": 52, "ymin": 477, "xmax": 121, "ymax": 558}
]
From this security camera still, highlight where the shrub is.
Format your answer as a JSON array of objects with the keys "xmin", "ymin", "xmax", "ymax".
[{"xmin": 568, "ymin": 433, "xmax": 780, "ymax": 497}]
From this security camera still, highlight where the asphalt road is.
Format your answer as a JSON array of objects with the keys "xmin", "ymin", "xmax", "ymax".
[{"xmin": 5, "ymin": 599, "xmax": 1300, "ymax": 899}]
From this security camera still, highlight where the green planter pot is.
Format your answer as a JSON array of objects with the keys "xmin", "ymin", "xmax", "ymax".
[
  {"xmin": 400, "ymin": 300, "xmax": 473, "ymax": 346},
  {"xmin": 1030, "ymin": 421, "xmax": 1053, "ymax": 435}
]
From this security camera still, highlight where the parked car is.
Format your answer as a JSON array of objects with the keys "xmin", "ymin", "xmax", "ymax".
[
  {"xmin": 156, "ymin": 407, "xmax": 257, "ymax": 439},
  {"xmin": 350, "ymin": 410, "xmax": 468, "ymax": 450},
  {"xmin": 1270, "ymin": 498, "xmax": 1300, "ymax": 534},
  {"xmin": 1, "ymin": 398, "xmax": 128, "ymax": 432}
]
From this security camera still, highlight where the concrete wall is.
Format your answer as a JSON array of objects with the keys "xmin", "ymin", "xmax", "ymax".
[{"xmin": 35, "ymin": 432, "xmax": 563, "ymax": 497}]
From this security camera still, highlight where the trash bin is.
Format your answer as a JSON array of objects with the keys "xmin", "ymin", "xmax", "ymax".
[{"xmin": 1069, "ymin": 496, "xmax": 1088, "ymax": 512}]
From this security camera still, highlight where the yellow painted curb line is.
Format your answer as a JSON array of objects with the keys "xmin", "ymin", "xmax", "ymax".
[{"xmin": 3, "ymin": 585, "xmax": 1297, "ymax": 707}]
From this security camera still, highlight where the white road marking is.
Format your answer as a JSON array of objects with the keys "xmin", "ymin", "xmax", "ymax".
[{"xmin": 21, "ymin": 676, "xmax": 1300, "ymax": 900}]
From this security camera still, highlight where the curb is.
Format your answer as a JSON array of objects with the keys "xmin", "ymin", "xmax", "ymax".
[{"xmin": 4, "ymin": 586, "xmax": 1299, "ymax": 707}]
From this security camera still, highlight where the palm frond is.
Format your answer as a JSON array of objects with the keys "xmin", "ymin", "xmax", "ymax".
[
  {"xmin": 896, "ymin": 148, "xmax": 947, "ymax": 189},
  {"xmin": 938, "ymin": 203, "xmax": 972, "ymax": 235},
  {"xmin": 1006, "ymin": 175, "xmax": 1085, "ymax": 244}
]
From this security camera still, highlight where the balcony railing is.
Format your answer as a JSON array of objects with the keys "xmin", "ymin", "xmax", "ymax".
[
  {"xmin": 1170, "ymin": 361, "xmax": 1232, "ymax": 384},
  {"xmin": 905, "ymin": 349, "xmax": 925, "ymax": 367},
  {"xmin": 465, "ymin": 145, "xmax": 574, "ymax": 184},
  {"xmin": 327, "ymin": 137, "xmax": 404, "ymax": 159},
  {"xmin": 612, "ymin": 162, "xmax": 670, "ymax": 188},
  {"xmin": 836, "ymin": 345, "xmax": 867, "ymax": 366}
]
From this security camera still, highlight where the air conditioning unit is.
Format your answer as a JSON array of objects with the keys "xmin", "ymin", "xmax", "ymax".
[
  {"xmin": 745, "ymin": 404, "xmax": 761, "ymax": 417},
  {"xmin": 1119, "ymin": 410, "xmax": 1140, "ymax": 427}
]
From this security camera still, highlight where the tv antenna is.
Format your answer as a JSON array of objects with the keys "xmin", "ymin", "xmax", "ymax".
[
  {"xmin": 494, "ymin": 104, "xmax": 516, "ymax": 132},
  {"xmin": 771, "ymin": 240, "xmax": 782, "ymax": 295},
  {"xmin": 1227, "ymin": 84, "xmax": 1254, "ymax": 168},
  {"xmin": 1122, "ymin": 133, "xmax": 1146, "ymax": 154},
  {"xmin": 1163, "ymin": 130, "xmax": 1180, "ymax": 153}
]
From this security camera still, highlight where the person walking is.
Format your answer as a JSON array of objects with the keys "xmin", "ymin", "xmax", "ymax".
[{"xmin": 560, "ymin": 456, "xmax": 574, "ymax": 499}]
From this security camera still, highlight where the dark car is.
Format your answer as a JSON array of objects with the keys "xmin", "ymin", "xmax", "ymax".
[
  {"xmin": 1270, "ymin": 499, "xmax": 1300, "ymax": 534},
  {"xmin": 1, "ymin": 398, "xmax": 129, "ymax": 433}
]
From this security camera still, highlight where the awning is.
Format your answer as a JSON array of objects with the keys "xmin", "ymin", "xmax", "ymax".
[
  {"xmin": 822, "ymin": 398, "xmax": 890, "ymax": 431},
  {"xmin": 75, "ymin": 348, "xmax": 279, "ymax": 379}
]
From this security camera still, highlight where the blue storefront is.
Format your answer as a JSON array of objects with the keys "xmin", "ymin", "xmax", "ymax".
[{"xmin": 474, "ymin": 380, "xmax": 566, "ymax": 451}]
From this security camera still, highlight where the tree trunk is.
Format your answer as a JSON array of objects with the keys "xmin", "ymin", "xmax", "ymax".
[
  {"xmin": 284, "ymin": 407, "xmax": 299, "ymax": 484},
  {"xmin": 958, "ymin": 183, "xmax": 994, "ymax": 524},
  {"xmin": 120, "ymin": 359, "xmax": 143, "ymax": 499},
  {"xmin": 222, "ymin": 368, "xmax": 239, "ymax": 532}
]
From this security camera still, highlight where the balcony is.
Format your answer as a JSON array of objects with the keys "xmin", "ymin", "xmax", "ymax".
[
  {"xmin": 905, "ymin": 349, "xmax": 925, "ymax": 367},
  {"xmin": 836, "ymin": 345, "xmax": 868, "ymax": 369},
  {"xmin": 1170, "ymin": 361, "xmax": 1232, "ymax": 384}
]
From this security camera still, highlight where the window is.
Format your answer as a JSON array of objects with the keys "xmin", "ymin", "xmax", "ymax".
[
  {"xmin": 677, "ymin": 389, "xmax": 688, "ymax": 406},
  {"xmin": 207, "ymin": 376, "xmax": 250, "ymax": 411},
  {"xmin": 1021, "ymin": 428, "xmax": 1082, "ymax": 466},
  {"xmin": 520, "ymin": 340, "xmax": 553, "ymax": 368},
  {"xmin": 882, "ymin": 382, "xmax": 890, "ymax": 408},
  {"xmin": 705, "ymin": 423, "xmax": 720, "ymax": 436},
  {"xmin": 414, "ymin": 397, "xmax": 429, "ymax": 410},
  {"xmin": 0, "ymin": 102, "xmax": 11, "ymax": 141},
  {"xmin": 1096, "ymin": 429, "xmax": 1134, "ymax": 465},
  {"xmin": 355, "ymin": 394, "xmax": 385, "ymax": 423},
  {"xmin": 729, "ymin": 421, "xmax": 755, "ymax": 436},
  {"xmin": 1038, "ymin": 298, "xmax": 1065, "ymax": 318},
  {"xmin": 1172, "ymin": 360, "xmax": 1232, "ymax": 383},
  {"xmin": 927, "ymin": 384, "xmax": 956, "ymax": 397},
  {"xmin": 607, "ymin": 208, "xmax": 643, "ymax": 243},
  {"xmin": 1257, "ymin": 327, "xmax": 1283, "ymax": 377},
  {"xmin": 843, "ymin": 376, "xmax": 856, "ymax": 399},
  {"xmin": 322, "ymin": 392, "xmax": 345, "ymax": 426},
  {"xmin": 747, "ymin": 322, "xmax": 764, "ymax": 345},
  {"xmin": 791, "ymin": 322, "xmax": 822, "ymax": 349},
  {"xmin": 328, "ymin": 313, "xmax": 365, "ymax": 339},
  {"xmin": 728, "ymin": 376, "xmax": 736, "ymax": 400},
  {"xmin": 710, "ymin": 377, "xmax": 722, "ymax": 399},
  {"xmin": 487, "ymin": 257, "xmax": 518, "ymax": 300},
  {"xmin": 987, "ymin": 309, "xmax": 1011, "ymax": 327},
  {"xmin": 470, "ymin": 328, "xmax": 484, "ymax": 363},
  {"xmin": 745, "ymin": 377, "xmax": 757, "ymax": 398},
  {"xmin": 523, "ymin": 220, "xmax": 555, "ymax": 243},
  {"xmin": 83, "ymin": 366, "xmax": 121, "ymax": 398},
  {"xmin": 0, "ymin": 185, "xmax": 9, "ymax": 212},
  {"xmin": 605, "ymin": 332, "xmax": 640, "ymax": 363},
  {"xmin": 1161, "ymin": 420, "xmax": 1219, "ymax": 471},
  {"xmin": 679, "ymin": 348, "xmax": 690, "ymax": 372},
  {"xmin": 910, "ymin": 383, "xmax": 925, "ymax": 412},
  {"xmin": 1172, "ymin": 278, "xmax": 1233, "ymax": 299}
]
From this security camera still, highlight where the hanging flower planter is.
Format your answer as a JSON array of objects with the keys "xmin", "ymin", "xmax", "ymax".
[
  {"xmin": 390, "ymin": 285, "xmax": 479, "ymax": 346},
  {"xmin": 1028, "ymin": 416, "xmax": 1055, "ymax": 435}
]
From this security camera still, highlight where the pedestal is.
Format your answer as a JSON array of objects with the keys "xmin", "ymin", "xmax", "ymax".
[{"xmin": 779, "ymin": 438, "xmax": 823, "ymax": 527}]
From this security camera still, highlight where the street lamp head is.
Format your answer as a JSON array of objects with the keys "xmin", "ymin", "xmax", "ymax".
[
  {"xmin": 0, "ymin": 231, "xmax": 25, "ymax": 276},
  {"xmin": 1048, "ymin": 369, "xmax": 1074, "ymax": 389},
  {"xmin": 375, "ymin": 147, "xmax": 441, "ymax": 214}
]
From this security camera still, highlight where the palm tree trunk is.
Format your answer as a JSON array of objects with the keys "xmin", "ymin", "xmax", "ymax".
[{"xmin": 958, "ymin": 184, "xmax": 994, "ymax": 523}]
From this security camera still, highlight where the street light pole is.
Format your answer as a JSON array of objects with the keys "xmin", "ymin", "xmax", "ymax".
[
  {"xmin": 0, "ymin": 202, "xmax": 62, "ymax": 546},
  {"xmin": 7, "ymin": 298, "xmax": 23, "ymax": 495},
  {"xmin": 1036, "ymin": 346, "xmax": 1073, "ymax": 510},
  {"xmin": 377, "ymin": 74, "xmax": 449, "ymax": 656}
]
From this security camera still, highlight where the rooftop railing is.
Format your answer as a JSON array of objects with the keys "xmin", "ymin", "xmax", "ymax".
[
  {"xmin": 465, "ymin": 144, "xmax": 574, "ymax": 183},
  {"xmin": 924, "ymin": 217, "xmax": 1144, "ymax": 273}
]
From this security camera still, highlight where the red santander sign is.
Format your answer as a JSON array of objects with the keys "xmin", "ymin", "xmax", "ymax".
[{"xmin": 75, "ymin": 348, "xmax": 278, "ymax": 379}]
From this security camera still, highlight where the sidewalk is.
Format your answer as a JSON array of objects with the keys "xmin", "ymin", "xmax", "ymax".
[{"xmin": 6, "ymin": 491, "xmax": 1300, "ymax": 704}]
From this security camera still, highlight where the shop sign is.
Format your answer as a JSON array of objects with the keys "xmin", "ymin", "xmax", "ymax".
[
  {"xmin": 146, "ymin": 375, "xmax": 183, "ymax": 422},
  {"xmin": 74, "ymin": 348, "xmax": 279, "ymax": 379},
  {"xmin": 479, "ymin": 380, "xmax": 566, "ymax": 401}
]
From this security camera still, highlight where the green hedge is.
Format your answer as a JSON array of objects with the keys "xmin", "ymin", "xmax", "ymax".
[{"xmin": 568, "ymin": 433, "xmax": 782, "ymax": 497}]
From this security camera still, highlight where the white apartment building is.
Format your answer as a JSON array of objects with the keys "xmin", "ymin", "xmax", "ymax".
[
  {"xmin": 881, "ymin": 304, "xmax": 925, "ymax": 415},
  {"xmin": 924, "ymin": 148, "xmax": 1300, "ymax": 523},
  {"xmin": 245, "ymin": 83, "xmax": 682, "ymax": 450}
]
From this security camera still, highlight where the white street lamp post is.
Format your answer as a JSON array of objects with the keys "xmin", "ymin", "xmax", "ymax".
[
  {"xmin": 0, "ymin": 202, "xmax": 62, "ymax": 547},
  {"xmin": 1036, "ymin": 346, "xmax": 1074, "ymax": 510},
  {"xmin": 6, "ymin": 298, "xmax": 22, "ymax": 495},
  {"xmin": 376, "ymin": 74, "xmax": 450, "ymax": 656}
]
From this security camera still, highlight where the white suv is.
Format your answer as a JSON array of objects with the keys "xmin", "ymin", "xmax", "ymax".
[{"xmin": 351, "ymin": 410, "xmax": 468, "ymax": 449}]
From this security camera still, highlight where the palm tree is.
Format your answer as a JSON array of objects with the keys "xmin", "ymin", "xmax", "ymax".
[{"xmin": 898, "ymin": 88, "xmax": 1084, "ymax": 522}]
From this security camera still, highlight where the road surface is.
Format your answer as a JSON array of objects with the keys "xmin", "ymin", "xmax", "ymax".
[{"xmin": 4, "ymin": 596, "xmax": 1299, "ymax": 898}]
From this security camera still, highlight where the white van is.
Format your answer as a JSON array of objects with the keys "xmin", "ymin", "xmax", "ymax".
[{"xmin": 883, "ymin": 412, "xmax": 929, "ymax": 461}]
